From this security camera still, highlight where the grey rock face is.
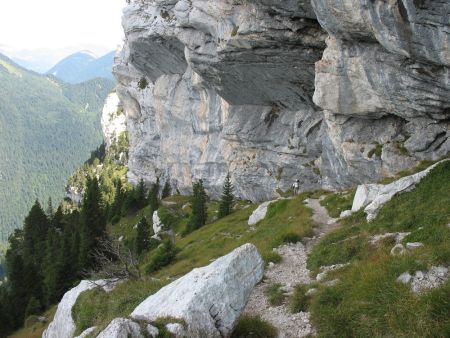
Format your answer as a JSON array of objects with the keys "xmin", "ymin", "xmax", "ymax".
[
  {"xmin": 114, "ymin": 0, "xmax": 449, "ymax": 200},
  {"xmin": 312, "ymin": 0, "xmax": 450, "ymax": 67}
]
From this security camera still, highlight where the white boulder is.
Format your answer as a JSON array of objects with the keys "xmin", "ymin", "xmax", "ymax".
[
  {"xmin": 339, "ymin": 210, "xmax": 353, "ymax": 218},
  {"xmin": 248, "ymin": 199, "xmax": 277, "ymax": 225},
  {"xmin": 352, "ymin": 160, "xmax": 448, "ymax": 221},
  {"xmin": 96, "ymin": 318, "xmax": 143, "ymax": 338},
  {"xmin": 43, "ymin": 280, "xmax": 116, "ymax": 338},
  {"xmin": 130, "ymin": 243, "xmax": 264, "ymax": 337},
  {"xmin": 165, "ymin": 323, "xmax": 186, "ymax": 337},
  {"xmin": 351, "ymin": 184, "xmax": 381, "ymax": 212},
  {"xmin": 411, "ymin": 266, "xmax": 449, "ymax": 294},
  {"xmin": 406, "ymin": 242, "xmax": 424, "ymax": 250},
  {"xmin": 397, "ymin": 272, "xmax": 412, "ymax": 285},
  {"xmin": 152, "ymin": 210, "xmax": 164, "ymax": 236},
  {"xmin": 146, "ymin": 324, "xmax": 159, "ymax": 337}
]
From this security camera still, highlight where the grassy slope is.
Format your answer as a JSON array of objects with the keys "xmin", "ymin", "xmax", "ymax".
[
  {"xmin": 72, "ymin": 194, "xmax": 316, "ymax": 334},
  {"xmin": 306, "ymin": 161, "xmax": 450, "ymax": 337},
  {"xmin": 24, "ymin": 161, "xmax": 448, "ymax": 337}
]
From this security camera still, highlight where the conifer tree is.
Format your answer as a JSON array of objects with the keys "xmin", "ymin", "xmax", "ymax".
[
  {"xmin": 79, "ymin": 176, "xmax": 106, "ymax": 269},
  {"xmin": 218, "ymin": 173, "xmax": 235, "ymax": 218},
  {"xmin": 43, "ymin": 227, "xmax": 63, "ymax": 305},
  {"xmin": 135, "ymin": 217, "xmax": 150, "ymax": 255},
  {"xmin": 109, "ymin": 179, "xmax": 125, "ymax": 221},
  {"xmin": 187, "ymin": 180, "xmax": 208, "ymax": 233},
  {"xmin": 149, "ymin": 178, "xmax": 160, "ymax": 214},
  {"xmin": 23, "ymin": 200, "xmax": 50, "ymax": 266},
  {"xmin": 134, "ymin": 178, "xmax": 147, "ymax": 209},
  {"xmin": 161, "ymin": 180, "xmax": 171, "ymax": 199}
]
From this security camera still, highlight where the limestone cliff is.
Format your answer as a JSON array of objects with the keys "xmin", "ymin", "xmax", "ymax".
[{"xmin": 113, "ymin": 0, "xmax": 449, "ymax": 201}]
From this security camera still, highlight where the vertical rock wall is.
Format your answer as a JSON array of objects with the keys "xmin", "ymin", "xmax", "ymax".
[{"xmin": 113, "ymin": 0, "xmax": 449, "ymax": 200}]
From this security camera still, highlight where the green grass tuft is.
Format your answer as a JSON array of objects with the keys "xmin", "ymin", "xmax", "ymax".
[
  {"xmin": 231, "ymin": 315, "xmax": 277, "ymax": 338},
  {"xmin": 290, "ymin": 284, "xmax": 312, "ymax": 313},
  {"xmin": 265, "ymin": 283, "xmax": 285, "ymax": 306}
]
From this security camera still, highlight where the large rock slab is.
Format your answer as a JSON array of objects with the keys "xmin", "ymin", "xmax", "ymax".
[
  {"xmin": 130, "ymin": 243, "xmax": 264, "ymax": 337},
  {"xmin": 352, "ymin": 160, "xmax": 448, "ymax": 221},
  {"xmin": 43, "ymin": 280, "xmax": 116, "ymax": 338},
  {"xmin": 248, "ymin": 199, "xmax": 277, "ymax": 226}
]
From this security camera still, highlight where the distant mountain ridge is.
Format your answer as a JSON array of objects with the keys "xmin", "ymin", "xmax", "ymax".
[
  {"xmin": 46, "ymin": 51, "xmax": 115, "ymax": 84},
  {"xmin": 0, "ymin": 52, "xmax": 115, "ymax": 240}
]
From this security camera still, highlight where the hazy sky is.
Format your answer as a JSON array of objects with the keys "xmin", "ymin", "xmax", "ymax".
[{"xmin": 0, "ymin": 0, "xmax": 126, "ymax": 54}]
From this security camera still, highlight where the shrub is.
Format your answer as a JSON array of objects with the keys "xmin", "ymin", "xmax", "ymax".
[
  {"xmin": 261, "ymin": 251, "xmax": 282, "ymax": 265},
  {"xmin": 231, "ymin": 315, "xmax": 277, "ymax": 338},
  {"xmin": 138, "ymin": 77, "xmax": 148, "ymax": 90},
  {"xmin": 145, "ymin": 240, "xmax": 179, "ymax": 274},
  {"xmin": 265, "ymin": 283, "xmax": 285, "ymax": 306},
  {"xmin": 279, "ymin": 232, "xmax": 302, "ymax": 244},
  {"xmin": 368, "ymin": 143, "xmax": 383, "ymax": 158},
  {"xmin": 290, "ymin": 284, "xmax": 310, "ymax": 313}
]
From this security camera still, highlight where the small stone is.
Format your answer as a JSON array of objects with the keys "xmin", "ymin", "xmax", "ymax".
[
  {"xmin": 146, "ymin": 324, "xmax": 159, "ymax": 337},
  {"xmin": 166, "ymin": 323, "xmax": 186, "ymax": 337},
  {"xmin": 268, "ymin": 262, "xmax": 275, "ymax": 268},
  {"xmin": 390, "ymin": 243, "xmax": 406, "ymax": 256},
  {"xmin": 339, "ymin": 210, "xmax": 352, "ymax": 218},
  {"xmin": 396, "ymin": 272, "xmax": 412, "ymax": 284},
  {"xmin": 305, "ymin": 288, "xmax": 317, "ymax": 296},
  {"xmin": 324, "ymin": 279, "xmax": 339, "ymax": 287},
  {"xmin": 406, "ymin": 242, "xmax": 424, "ymax": 250},
  {"xmin": 415, "ymin": 271, "xmax": 425, "ymax": 280}
]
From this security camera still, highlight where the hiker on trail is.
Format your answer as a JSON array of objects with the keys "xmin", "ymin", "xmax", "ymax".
[{"xmin": 292, "ymin": 179, "xmax": 299, "ymax": 195}]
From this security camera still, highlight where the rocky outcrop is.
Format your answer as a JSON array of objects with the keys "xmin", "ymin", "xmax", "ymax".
[
  {"xmin": 113, "ymin": 0, "xmax": 449, "ymax": 200},
  {"xmin": 43, "ymin": 280, "xmax": 117, "ymax": 338},
  {"xmin": 130, "ymin": 243, "xmax": 264, "ymax": 337},
  {"xmin": 352, "ymin": 160, "xmax": 448, "ymax": 221},
  {"xmin": 101, "ymin": 92, "xmax": 126, "ymax": 149},
  {"xmin": 397, "ymin": 266, "xmax": 449, "ymax": 294}
]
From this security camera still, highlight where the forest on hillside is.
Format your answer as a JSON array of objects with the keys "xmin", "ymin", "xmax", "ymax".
[{"xmin": 0, "ymin": 53, "xmax": 115, "ymax": 240}]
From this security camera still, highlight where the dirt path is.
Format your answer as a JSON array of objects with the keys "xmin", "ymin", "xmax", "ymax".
[{"xmin": 243, "ymin": 198, "xmax": 339, "ymax": 338}]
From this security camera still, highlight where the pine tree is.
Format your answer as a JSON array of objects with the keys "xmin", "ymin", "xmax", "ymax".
[
  {"xmin": 218, "ymin": 173, "xmax": 235, "ymax": 218},
  {"xmin": 161, "ymin": 180, "xmax": 171, "ymax": 199},
  {"xmin": 187, "ymin": 180, "xmax": 208, "ymax": 233},
  {"xmin": 149, "ymin": 178, "xmax": 160, "ymax": 214},
  {"xmin": 135, "ymin": 217, "xmax": 150, "ymax": 255},
  {"xmin": 134, "ymin": 178, "xmax": 147, "ymax": 209},
  {"xmin": 23, "ymin": 200, "xmax": 50, "ymax": 266},
  {"xmin": 24, "ymin": 296, "xmax": 41, "ymax": 318},
  {"xmin": 109, "ymin": 179, "xmax": 125, "ymax": 221},
  {"xmin": 43, "ymin": 227, "xmax": 63, "ymax": 305},
  {"xmin": 79, "ymin": 176, "xmax": 106, "ymax": 269}
]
